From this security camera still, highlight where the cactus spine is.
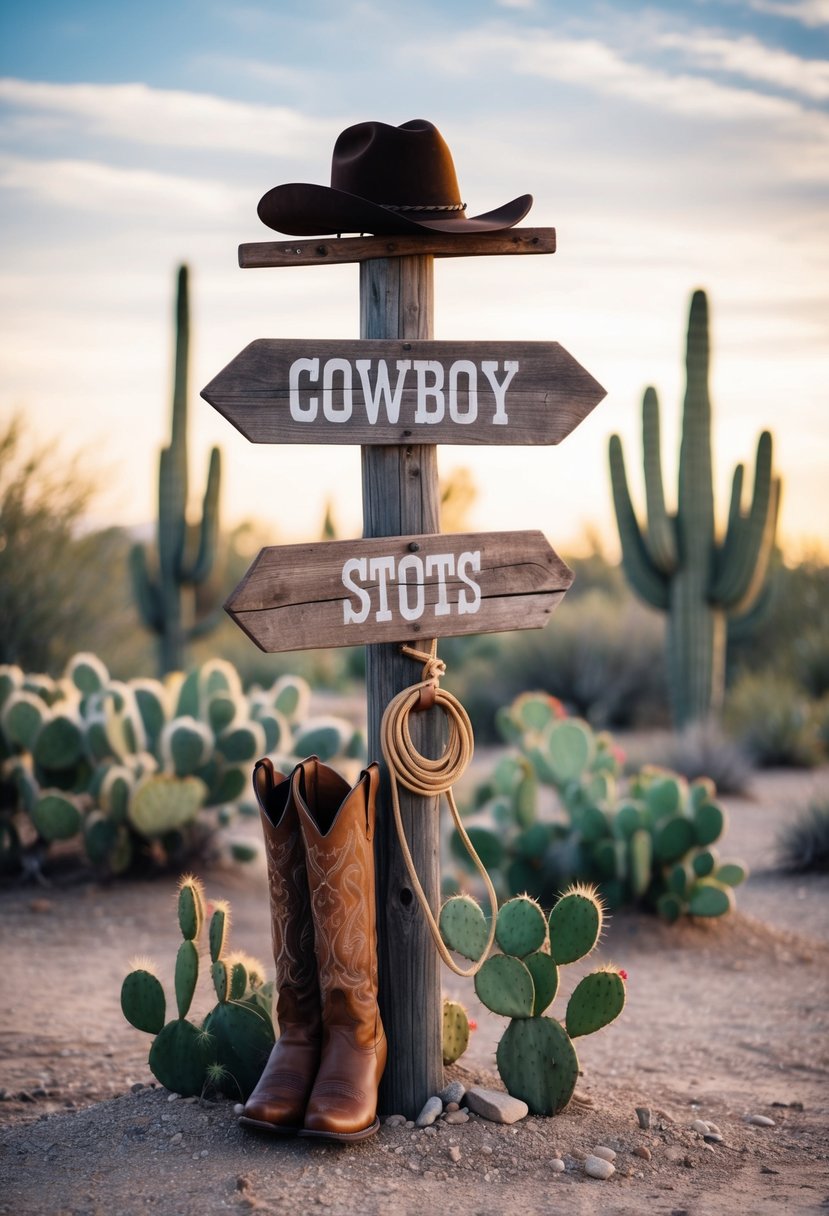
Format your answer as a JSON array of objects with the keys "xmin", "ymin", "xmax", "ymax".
[
  {"xmin": 130, "ymin": 265, "xmax": 222, "ymax": 676},
  {"xmin": 609, "ymin": 289, "xmax": 780, "ymax": 727}
]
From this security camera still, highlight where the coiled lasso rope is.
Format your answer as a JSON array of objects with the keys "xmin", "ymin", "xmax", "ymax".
[{"xmin": 380, "ymin": 640, "xmax": 498, "ymax": 977}]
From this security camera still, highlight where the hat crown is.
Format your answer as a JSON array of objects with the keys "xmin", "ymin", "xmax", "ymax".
[{"xmin": 330, "ymin": 119, "xmax": 464, "ymax": 212}]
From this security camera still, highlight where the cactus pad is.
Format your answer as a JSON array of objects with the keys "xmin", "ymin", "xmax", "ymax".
[
  {"xmin": 175, "ymin": 940, "xmax": 200, "ymax": 1018},
  {"xmin": 177, "ymin": 876, "xmax": 205, "ymax": 941},
  {"xmin": 688, "ymin": 881, "xmax": 734, "ymax": 917},
  {"xmin": 439, "ymin": 895, "xmax": 491, "ymax": 962},
  {"xmin": 523, "ymin": 951, "xmax": 559, "ymax": 1016},
  {"xmin": 496, "ymin": 1016, "xmax": 579, "ymax": 1115},
  {"xmin": 121, "ymin": 969, "xmax": 166, "ymax": 1034},
  {"xmin": 565, "ymin": 969, "xmax": 626, "ymax": 1038},
  {"xmin": 694, "ymin": 800, "xmax": 725, "ymax": 847},
  {"xmin": 148, "ymin": 1018, "xmax": 215, "ymax": 1097},
  {"xmin": 546, "ymin": 720, "xmax": 593, "ymax": 783},
  {"xmin": 128, "ymin": 774, "xmax": 206, "ymax": 837},
  {"xmin": 548, "ymin": 887, "xmax": 602, "ymax": 964},
  {"xmin": 654, "ymin": 815, "xmax": 696, "ymax": 864},
  {"xmin": 201, "ymin": 1002, "xmax": 274, "ymax": 1101},
  {"xmin": 31, "ymin": 793, "xmax": 82, "ymax": 842},
  {"xmin": 474, "ymin": 954, "xmax": 534, "ymax": 1018},
  {"xmin": 495, "ymin": 896, "xmax": 547, "ymax": 958},
  {"xmin": 442, "ymin": 998, "xmax": 470, "ymax": 1065}
]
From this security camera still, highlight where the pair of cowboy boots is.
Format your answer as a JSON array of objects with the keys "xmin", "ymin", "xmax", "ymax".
[{"xmin": 240, "ymin": 755, "xmax": 387, "ymax": 1142}]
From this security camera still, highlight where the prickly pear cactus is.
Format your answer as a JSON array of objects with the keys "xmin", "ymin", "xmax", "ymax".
[
  {"xmin": 441, "ymin": 886, "xmax": 626, "ymax": 1115},
  {"xmin": 0, "ymin": 652, "xmax": 366, "ymax": 879},
  {"xmin": 459, "ymin": 693, "xmax": 747, "ymax": 922},
  {"xmin": 120, "ymin": 876, "xmax": 274, "ymax": 1099},
  {"xmin": 442, "ymin": 998, "xmax": 471, "ymax": 1065}
]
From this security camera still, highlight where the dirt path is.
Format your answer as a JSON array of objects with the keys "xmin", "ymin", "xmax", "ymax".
[{"xmin": 1, "ymin": 765, "xmax": 828, "ymax": 1214}]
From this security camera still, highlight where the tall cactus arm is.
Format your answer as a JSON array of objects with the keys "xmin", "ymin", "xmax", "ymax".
[
  {"xmin": 609, "ymin": 435, "xmax": 670, "ymax": 610},
  {"xmin": 641, "ymin": 386, "xmax": 677, "ymax": 574},
  {"xmin": 129, "ymin": 544, "xmax": 164, "ymax": 632},
  {"xmin": 677, "ymin": 290, "xmax": 715, "ymax": 557},
  {"xmin": 184, "ymin": 447, "xmax": 221, "ymax": 585},
  {"xmin": 710, "ymin": 430, "xmax": 777, "ymax": 610},
  {"xmin": 157, "ymin": 444, "xmax": 187, "ymax": 581}
]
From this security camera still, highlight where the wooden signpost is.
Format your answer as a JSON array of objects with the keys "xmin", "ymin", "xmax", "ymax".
[{"xmin": 203, "ymin": 224, "xmax": 606, "ymax": 1119}]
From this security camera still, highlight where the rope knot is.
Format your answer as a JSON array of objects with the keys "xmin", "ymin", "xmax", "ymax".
[{"xmin": 401, "ymin": 641, "xmax": 446, "ymax": 711}]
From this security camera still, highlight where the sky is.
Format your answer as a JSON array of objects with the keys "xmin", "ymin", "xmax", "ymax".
[{"xmin": 1, "ymin": 0, "xmax": 827, "ymax": 560}]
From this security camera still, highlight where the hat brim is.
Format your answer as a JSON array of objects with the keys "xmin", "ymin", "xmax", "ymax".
[{"xmin": 257, "ymin": 183, "xmax": 533, "ymax": 237}]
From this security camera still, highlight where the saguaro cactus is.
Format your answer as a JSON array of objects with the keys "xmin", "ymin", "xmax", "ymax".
[
  {"xmin": 130, "ymin": 266, "xmax": 222, "ymax": 675},
  {"xmin": 609, "ymin": 290, "xmax": 780, "ymax": 727}
]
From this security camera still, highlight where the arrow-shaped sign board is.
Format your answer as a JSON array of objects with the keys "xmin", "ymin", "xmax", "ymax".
[
  {"xmin": 201, "ymin": 339, "xmax": 605, "ymax": 447},
  {"xmin": 226, "ymin": 530, "xmax": 573, "ymax": 653}
]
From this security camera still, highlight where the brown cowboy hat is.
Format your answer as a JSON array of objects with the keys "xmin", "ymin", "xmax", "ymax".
[{"xmin": 257, "ymin": 118, "xmax": 533, "ymax": 237}]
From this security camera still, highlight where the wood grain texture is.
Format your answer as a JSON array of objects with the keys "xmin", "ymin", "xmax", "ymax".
[
  {"xmin": 200, "ymin": 338, "xmax": 606, "ymax": 446},
  {"xmin": 360, "ymin": 255, "xmax": 443, "ymax": 1119},
  {"xmin": 225, "ymin": 530, "xmax": 572, "ymax": 651},
  {"xmin": 238, "ymin": 227, "xmax": 556, "ymax": 268}
]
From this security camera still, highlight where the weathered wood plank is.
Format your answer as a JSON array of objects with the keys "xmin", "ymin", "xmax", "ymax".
[
  {"xmin": 225, "ymin": 530, "xmax": 572, "ymax": 652},
  {"xmin": 359, "ymin": 254, "xmax": 443, "ymax": 1119},
  {"xmin": 238, "ymin": 227, "xmax": 556, "ymax": 268},
  {"xmin": 201, "ymin": 338, "xmax": 606, "ymax": 446}
]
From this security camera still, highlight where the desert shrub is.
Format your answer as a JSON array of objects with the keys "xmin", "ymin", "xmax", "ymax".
[
  {"xmin": 724, "ymin": 671, "xmax": 823, "ymax": 767},
  {"xmin": 641, "ymin": 718, "xmax": 754, "ymax": 795},
  {"xmin": 776, "ymin": 797, "xmax": 829, "ymax": 874},
  {"xmin": 0, "ymin": 415, "xmax": 133, "ymax": 673},
  {"xmin": 446, "ymin": 591, "xmax": 667, "ymax": 741}
]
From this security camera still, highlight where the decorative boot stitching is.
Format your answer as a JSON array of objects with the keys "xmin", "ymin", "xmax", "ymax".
[
  {"xmin": 264, "ymin": 828, "xmax": 318, "ymax": 1000},
  {"xmin": 310, "ymin": 1079, "xmax": 366, "ymax": 1102},
  {"xmin": 303, "ymin": 822, "xmax": 376, "ymax": 1017}
]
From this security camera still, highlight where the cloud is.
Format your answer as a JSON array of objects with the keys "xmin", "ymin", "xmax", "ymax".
[
  {"xmin": 743, "ymin": 0, "xmax": 829, "ymax": 27},
  {"xmin": 657, "ymin": 30, "xmax": 829, "ymax": 100},
  {"xmin": 0, "ymin": 78, "xmax": 330, "ymax": 156},
  {"xmin": 0, "ymin": 153, "xmax": 246, "ymax": 218}
]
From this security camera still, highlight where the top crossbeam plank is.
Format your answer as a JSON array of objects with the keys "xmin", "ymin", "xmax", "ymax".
[{"xmin": 238, "ymin": 227, "xmax": 556, "ymax": 269}]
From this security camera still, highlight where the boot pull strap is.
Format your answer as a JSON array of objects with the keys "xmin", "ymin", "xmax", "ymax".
[{"xmin": 380, "ymin": 640, "xmax": 498, "ymax": 978}]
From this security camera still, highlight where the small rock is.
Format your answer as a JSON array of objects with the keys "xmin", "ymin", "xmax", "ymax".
[
  {"xmin": 592, "ymin": 1146, "xmax": 616, "ymax": 1163},
  {"xmin": 746, "ymin": 1114, "xmax": 776, "ymax": 1127},
  {"xmin": 707, "ymin": 1122, "xmax": 721, "ymax": 1136},
  {"xmin": 465, "ymin": 1087, "xmax": 528, "ymax": 1125},
  {"xmin": 632, "ymin": 1146, "xmax": 651, "ymax": 1161},
  {"xmin": 415, "ymin": 1096, "xmax": 443, "ymax": 1128},
  {"xmin": 404, "ymin": 1120, "xmax": 415, "ymax": 1129},
  {"xmin": 444, "ymin": 1111, "xmax": 469, "ymax": 1125},
  {"xmin": 691, "ymin": 1119, "xmax": 710, "ymax": 1135},
  {"xmin": 584, "ymin": 1155, "xmax": 615, "ymax": 1180},
  {"xmin": 233, "ymin": 1104, "xmax": 245, "ymax": 1116},
  {"xmin": 635, "ymin": 1106, "xmax": 651, "ymax": 1130},
  {"xmin": 439, "ymin": 1080, "xmax": 466, "ymax": 1105},
  {"xmin": 550, "ymin": 1158, "xmax": 566, "ymax": 1173},
  {"xmin": 170, "ymin": 1133, "xmax": 183, "ymax": 1145},
  {"xmin": 423, "ymin": 1126, "xmax": 436, "ymax": 1137},
  {"xmin": 703, "ymin": 1133, "xmax": 723, "ymax": 1144},
  {"xmin": 448, "ymin": 1145, "xmax": 461, "ymax": 1163},
  {"xmin": 131, "ymin": 1083, "xmax": 146, "ymax": 1094},
  {"xmin": 167, "ymin": 1093, "xmax": 179, "ymax": 1102},
  {"xmin": 445, "ymin": 1102, "xmax": 460, "ymax": 1113},
  {"xmin": 385, "ymin": 1114, "xmax": 406, "ymax": 1127},
  {"xmin": 481, "ymin": 1145, "xmax": 493, "ymax": 1156},
  {"xmin": 568, "ymin": 1149, "xmax": 587, "ymax": 1161},
  {"xmin": 571, "ymin": 1090, "xmax": 594, "ymax": 1106}
]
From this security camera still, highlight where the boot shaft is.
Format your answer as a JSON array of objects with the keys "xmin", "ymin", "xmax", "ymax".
[
  {"xmin": 293, "ymin": 759, "xmax": 381, "ymax": 1038},
  {"xmin": 253, "ymin": 758, "xmax": 320, "ymax": 1024}
]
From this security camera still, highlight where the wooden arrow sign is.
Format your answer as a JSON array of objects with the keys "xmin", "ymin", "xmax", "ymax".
[
  {"xmin": 226, "ymin": 530, "xmax": 573, "ymax": 652},
  {"xmin": 201, "ymin": 339, "xmax": 605, "ymax": 447}
]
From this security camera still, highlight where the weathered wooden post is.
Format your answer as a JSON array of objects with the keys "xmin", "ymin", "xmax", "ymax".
[
  {"xmin": 202, "ymin": 122, "xmax": 607, "ymax": 1121},
  {"xmin": 360, "ymin": 253, "xmax": 443, "ymax": 1111}
]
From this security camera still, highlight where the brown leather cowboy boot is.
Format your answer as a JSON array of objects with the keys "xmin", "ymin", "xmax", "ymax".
[
  {"xmin": 293, "ymin": 758, "xmax": 387, "ymax": 1141},
  {"xmin": 239, "ymin": 758, "xmax": 322, "ymax": 1134}
]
